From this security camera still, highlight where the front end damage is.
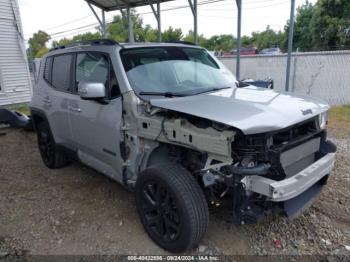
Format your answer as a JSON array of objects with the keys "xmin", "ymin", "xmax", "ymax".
[
  {"xmin": 121, "ymin": 91, "xmax": 336, "ymax": 226},
  {"xmin": 203, "ymin": 118, "xmax": 337, "ymax": 225}
]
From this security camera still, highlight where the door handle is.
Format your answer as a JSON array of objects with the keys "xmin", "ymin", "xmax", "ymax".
[
  {"xmin": 43, "ymin": 96, "xmax": 51, "ymax": 104},
  {"xmin": 69, "ymin": 106, "xmax": 82, "ymax": 113}
]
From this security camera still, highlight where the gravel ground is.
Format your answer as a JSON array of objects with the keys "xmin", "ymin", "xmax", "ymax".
[{"xmin": 0, "ymin": 125, "xmax": 349, "ymax": 258}]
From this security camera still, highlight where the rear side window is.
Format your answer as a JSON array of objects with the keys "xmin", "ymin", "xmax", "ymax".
[
  {"xmin": 52, "ymin": 54, "xmax": 73, "ymax": 92},
  {"xmin": 43, "ymin": 57, "xmax": 53, "ymax": 83}
]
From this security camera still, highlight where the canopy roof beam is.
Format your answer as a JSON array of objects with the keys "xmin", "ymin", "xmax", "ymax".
[
  {"xmin": 127, "ymin": 6, "xmax": 134, "ymax": 42},
  {"xmin": 148, "ymin": 0, "xmax": 161, "ymax": 42},
  {"xmin": 235, "ymin": 0, "xmax": 242, "ymax": 80},
  {"xmin": 188, "ymin": 0, "xmax": 198, "ymax": 44},
  {"xmin": 109, "ymin": 1, "xmax": 134, "ymax": 42},
  {"xmin": 87, "ymin": 2, "xmax": 107, "ymax": 37},
  {"xmin": 113, "ymin": 0, "xmax": 126, "ymax": 18},
  {"xmin": 285, "ymin": 0, "xmax": 296, "ymax": 92}
]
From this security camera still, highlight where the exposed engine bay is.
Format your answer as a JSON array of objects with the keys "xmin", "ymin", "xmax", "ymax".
[{"xmin": 121, "ymin": 91, "xmax": 336, "ymax": 225}]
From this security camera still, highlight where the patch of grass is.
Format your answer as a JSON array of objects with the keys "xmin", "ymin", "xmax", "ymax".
[
  {"xmin": 329, "ymin": 105, "xmax": 350, "ymax": 123},
  {"xmin": 3, "ymin": 103, "xmax": 30, "ymax": 116},
  {"xmin": 328, "ymin": 105, "xmax": 350, "ymax": 138}
]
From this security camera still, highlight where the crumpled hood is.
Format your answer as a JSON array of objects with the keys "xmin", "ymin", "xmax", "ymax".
[{"xmin": 150, "ymin": 87, "xmax": 329, "ymax": 135}]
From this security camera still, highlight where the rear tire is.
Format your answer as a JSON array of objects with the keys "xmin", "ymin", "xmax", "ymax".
[
  {"xmin": 36, "ymin": 121, "xmax": 69, "ymax": 169},
  {"xmin": 135, "ymin": 163, "xmax": 209, "ymax": 253}
]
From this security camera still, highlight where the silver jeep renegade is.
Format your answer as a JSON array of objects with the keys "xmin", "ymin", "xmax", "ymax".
[{"xmin": 30, "ymin": 39, "xmax": 336, "ymax": 253}]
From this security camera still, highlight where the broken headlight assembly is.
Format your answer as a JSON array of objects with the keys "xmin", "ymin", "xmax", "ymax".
[{"xmin": 318, "ymin": 111, "xmax": 328, "ymax": 130}]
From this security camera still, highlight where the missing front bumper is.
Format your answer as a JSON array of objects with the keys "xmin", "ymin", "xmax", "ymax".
[{"xmin": 242, "ymin": 152, "xmax": 336, "ymax": 202}]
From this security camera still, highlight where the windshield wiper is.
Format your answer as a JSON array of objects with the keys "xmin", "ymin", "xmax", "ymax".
[
  {"xmin": 192, "ymin": 86, "xmax": 231, "ymax": 96},
  {"xmin": 138, "ymin": 92, "xmax": 185, "ymax": 98}
]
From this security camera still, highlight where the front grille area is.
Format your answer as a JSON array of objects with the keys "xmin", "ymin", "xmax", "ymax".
[{"xmin": 232, "ymin": 117, "xmax": 326, "ymax": 180}]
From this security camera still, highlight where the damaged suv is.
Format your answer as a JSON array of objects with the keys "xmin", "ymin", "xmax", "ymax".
[{"xmin": 30, "ymin": 40, "xmax": 336, "ymax": 253}]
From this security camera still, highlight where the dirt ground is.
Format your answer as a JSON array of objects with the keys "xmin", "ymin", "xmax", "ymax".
[{"xmin": 0, "ymin": 115, "xmax": 349, "ymax": 257}]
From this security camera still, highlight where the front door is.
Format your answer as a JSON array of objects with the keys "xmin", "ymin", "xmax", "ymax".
[{"xmin": 68, "ymin": 52, "xmax": 123, "ymax": 182}]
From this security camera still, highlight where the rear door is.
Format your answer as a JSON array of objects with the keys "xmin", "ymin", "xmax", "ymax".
[
  {"xmin": 41, "ymin": 54, "xmax": 75, "ymax": 145},
  {"xmin": 68, "ymin": 52, "xmax": 123, "ymax": 181}
]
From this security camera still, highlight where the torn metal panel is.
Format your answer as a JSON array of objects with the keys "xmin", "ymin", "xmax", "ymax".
[{"xmin": 137, "ymin": 115, "xmax": 235, "ymax": 160}]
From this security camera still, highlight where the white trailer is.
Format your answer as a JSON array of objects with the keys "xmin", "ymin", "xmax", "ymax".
[{"xmin": 0, "ymin": 0, "xmax": 32, "ymax": 106}]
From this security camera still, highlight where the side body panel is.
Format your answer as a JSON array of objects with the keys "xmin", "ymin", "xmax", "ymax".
[{"xmin": 68, "ymin": 97, "xmax": 123, "ymax": 182}]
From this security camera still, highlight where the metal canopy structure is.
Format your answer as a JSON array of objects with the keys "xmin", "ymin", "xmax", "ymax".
[
  {"xmin": 85, "ymin": 0, "xmax": 296, "ymax": 92},
  {"xmin": 86, "ymin": 0, "xmax": 174, "ymax": 11},
  {"xmin": 85, "ymin": 0, "xmax": 199, "ymax": 44},
  {"xmin": 86, "ymin": 0, "xmax": 163, "ymax": 43}
]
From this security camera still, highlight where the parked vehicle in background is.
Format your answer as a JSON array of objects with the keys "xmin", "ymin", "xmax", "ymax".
[
  {"xmin": 260, "ymin": 47, "xmax": 282, "ymax": 55},
  {"xmin": 241, "ymin": 77, "xmax": 274, "ymax": 89},
  {"xmin": 231, "ymin": 47, "xmax": 259, "ymax": 56},
  {"xmin": 30, "ymin": 39, "xmax": 336, "ymax": 253}
]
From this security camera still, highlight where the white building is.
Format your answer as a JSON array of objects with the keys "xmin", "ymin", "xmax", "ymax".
[{"xmin": 0, "ymin": 0, "xmax": 32, "ymax": 106}]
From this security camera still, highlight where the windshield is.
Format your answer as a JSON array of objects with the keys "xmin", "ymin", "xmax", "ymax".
[{"xmin": 120, "ymin": 46, "xmax": 236, "ymax": 96}]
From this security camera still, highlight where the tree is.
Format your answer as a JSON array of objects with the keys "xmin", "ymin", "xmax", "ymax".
[
  {"xmin": 137, "ymin": 24, "xmax": 158, "ymax": 42},
  {"xmin": 51, "ymin": 38, "xmax": 72, "ymax": 48},
  {"xmin": 72, "ymin": 32, "xmax": 101, "ymax": 42},
  {"xmin": 204, "ymin": 34, "xmax": 236, "ymax": 52},
  {"xmin": 162, "ymin": 27, "xmax": 183, "ymax": 42},
  {"xmin": 183, "ymin": 31, "xmax": 207, "ymax": 47},
  {"xmin": 251, "ymin": 26, "xmax": 285, "ymax": 50},
  {"xmin": 108, "ymin": 10, "xmax": 150, "ymax": 42},
  {"xmin": 51, "ymin": 32, "xmax": 102, "ymax": 48},
  {"xmin": 292, "ymin": 1, "xmax": 314, "ymax": 51},
  {"xmin": 28, "ymin": 30, "xmax": 50, "ymax": 58},
  {"xmin": 310, "ymin": 0, "xmax": 350, "ymax": 50}
]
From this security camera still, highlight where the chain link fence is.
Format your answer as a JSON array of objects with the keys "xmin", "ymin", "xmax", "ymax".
[{"xmin": 219, "ymin": 50, "xmax": 350, "ymax": 105}]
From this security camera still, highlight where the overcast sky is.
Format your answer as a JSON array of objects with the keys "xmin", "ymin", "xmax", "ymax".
[{"xmin": 19, "ymin": 0, "xmax": 317, "ymax": 42}]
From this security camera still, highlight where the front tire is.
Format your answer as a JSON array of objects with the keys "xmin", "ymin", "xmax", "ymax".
[
  {"xmin": 36, "ymin": 121, "xmax": 69, "ymax": 169},
  {"xmin": 135, "ymin": 163, "xmax": 209, "ymax": 253}
]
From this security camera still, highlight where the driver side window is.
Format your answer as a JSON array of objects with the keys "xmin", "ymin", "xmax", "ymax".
[{"xmin": 76, "ymin": 52, "xmax": 120, "ymax": 99}]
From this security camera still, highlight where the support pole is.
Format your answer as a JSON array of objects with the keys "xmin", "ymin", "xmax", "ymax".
[
  {"xmin": 127, "ymin": 6, "xmax": 134, "ymax": 43},
  {"xmin": 148, "ymin": 0, "xmax": 162, "ymax": 42},
  {"xmin": 188, "ymin": 0, "xmax": 198, "ymax": 44},
  {"xmin": 285, "ymin": 0, "xmax": 296, "ymax": 92},
  {"xmin": 87, "ymin": 2, "xmax": 105, "ymax": 36},
  {"xmin": 235, "ymin": 0, "xmax": 242, "ymax": 80},
  {"xmin": 102, "ymin": 10, "xmax": 106, "ymax": 37},
  {"xmin": 194, "ymin": 0, "xmax": 198, "ymax": 44},
  {"xmin": 157, "ymin": 0, "xmax": 161, "ymax": 42}
]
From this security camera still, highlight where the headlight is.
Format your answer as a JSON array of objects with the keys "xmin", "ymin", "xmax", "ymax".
[{"xmin": 318, "ymin": 111, "xmax": 328, "ymax": 129}]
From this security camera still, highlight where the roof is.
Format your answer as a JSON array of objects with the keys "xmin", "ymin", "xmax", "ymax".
[
  {"xmin": 120, "ymin": 41, "xmax": 199, "ymax": 48},
  {"xmin": 46, "ymin": 40, "xmax": 200, "ymax": 57},
  {"xmin": 85, "ymin": 0, "xmax": 175, "ymax": 11}
]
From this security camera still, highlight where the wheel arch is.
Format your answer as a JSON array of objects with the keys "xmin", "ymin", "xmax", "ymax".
[
  {"xmin": 30, "ymin": 107, "xmax": 49, "ymax": 131},
  {"xmin": 146, "ymin": 143, "xmax": 174, "ymax": 168}
]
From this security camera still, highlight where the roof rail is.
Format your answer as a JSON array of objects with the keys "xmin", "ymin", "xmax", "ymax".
[
  {"xmin": 49, "ymin": 39, "xmax": 120, "ymax": 52},
  {"xmin": 164, "ymin": 40, "xmax": 197, "ymax": 46}
]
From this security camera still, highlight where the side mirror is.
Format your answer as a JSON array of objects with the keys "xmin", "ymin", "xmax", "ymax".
[{"xmin": 78, "ymin": 82, "xmax": 106, "ymax": 100}]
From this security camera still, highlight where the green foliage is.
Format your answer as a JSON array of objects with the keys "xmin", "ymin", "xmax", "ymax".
[
  {"xmin": 162, "ymin": 27, "xmax": 183, "ymax": 42},
  {"xmin": 35, "ymin": 47, "xmax": 49, "ymax": 58},
  {"xmin": 108, "ymin": 10, "xmax": 152, "ymax": 42},
  {"xmin": 310, "ymin": 0, "xmax": 350, "ymax": 50},
  {"xmin": 72, "ymin": 32, "xmax": 102, "ymax": 42},
  {"xmin": 292, "ymin": 1, "xmax": 314, "ymax": 51},
  {"xmin": 204, "ymin": 34, "xmax": 237, "ymax": 52},
  {"xmin": 183, "ymin": 31, "xmax": 208, "ymax": 47},
  {"xmin": 28, "ymin": 30, "xmax": 50, "ymax": 58},
  {"xmin": 52, "ymin": 32, "xmax": 102, "ymax": 48},
  {"xmin": 251, "ymin": 26, "xmax": 286, "ymax": 50}
]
